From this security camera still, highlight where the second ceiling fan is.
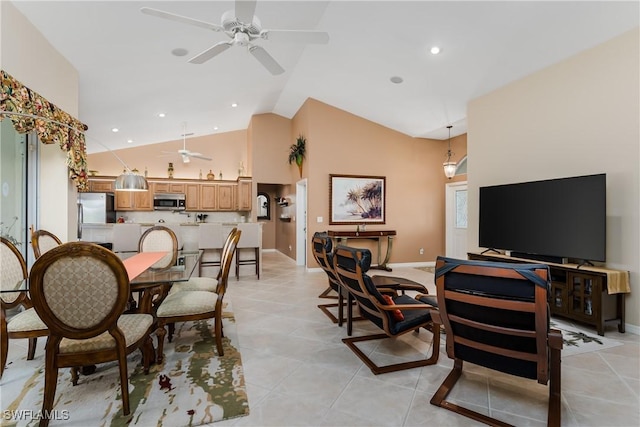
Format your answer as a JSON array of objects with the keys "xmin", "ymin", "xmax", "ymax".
[{"xmin": 141, "ymin": 0, "xmax": 330, "ymax": 75}]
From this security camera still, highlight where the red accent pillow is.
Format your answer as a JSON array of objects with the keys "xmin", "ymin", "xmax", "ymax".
[{"xmin": 381, "ymin": 295, "xmax": 404, "ymax": 321}]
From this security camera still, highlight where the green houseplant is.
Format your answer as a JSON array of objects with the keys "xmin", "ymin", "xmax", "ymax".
[{"xmin": 288, "ymin": 135, "xmax": 306, "ymax": 178}]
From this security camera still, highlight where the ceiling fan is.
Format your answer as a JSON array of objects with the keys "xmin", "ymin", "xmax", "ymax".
[
  {"xmin": 162, "ymin": 124, "xmax": 212, "ymax": 163},
  {"xmin": 140, "ymin": 0, "xmax": 329, "ymax": 75}
]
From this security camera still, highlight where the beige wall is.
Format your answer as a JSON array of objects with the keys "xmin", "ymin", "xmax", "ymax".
[
  {"xmin": 87, "ymin": 129, "xmax": 248, "ymax": 180},
  {"xmin": 468, "ymin": 28, "xmax": 639, "ymax": 329},
  {"xmin": 1, "ymin": 2, "xmax": 79, "ymax": 242}
]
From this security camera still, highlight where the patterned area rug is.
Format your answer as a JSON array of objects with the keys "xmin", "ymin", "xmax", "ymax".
[
  {"xmin": 551, "ymin": 317, "xmax": 623, "ymax": 357},
  {"xmin": 0, "ymin": 303, "xmax": 249, "ymax": 427}
]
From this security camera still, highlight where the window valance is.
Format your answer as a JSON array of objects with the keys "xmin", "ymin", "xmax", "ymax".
[{"xmin": 0, "ymin": 70, "xmax": 88, "ymax": 191}]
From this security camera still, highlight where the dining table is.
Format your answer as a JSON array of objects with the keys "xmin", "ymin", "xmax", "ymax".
[{"xmin": 121, "ymin": 249, "xmax": 203, "ymax": 314}]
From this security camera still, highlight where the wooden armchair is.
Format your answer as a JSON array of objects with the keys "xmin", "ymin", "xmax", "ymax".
[
  {"xmin": 154, "ymin": 228, "xmax": 241, "ymax": 362},
  {"xmin": 333, "ymin": 245, "xmax": 440, "ymax": 374},
  {"xmin": 1, "ymin": 237, "xmax": 48, "ymax": 378},
  {"xmin": 31, "ymin": 228, "xmax": 62, "ymax": 259},
  {"xmin": 29, "ymin": 242, "xmax": 154, "ymax": 427},
  {"xmin": 312, "ymin": 232, "xmax": 346, "ymax": 325},
  {"xmin": 430, "ymin": 256, "xmax": 563, "ymax": 427}
]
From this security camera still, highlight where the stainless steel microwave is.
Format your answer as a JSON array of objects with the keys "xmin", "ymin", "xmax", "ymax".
[{"xmin": 153, "ymin": 193, "xmax": 186, "ymax": 210}]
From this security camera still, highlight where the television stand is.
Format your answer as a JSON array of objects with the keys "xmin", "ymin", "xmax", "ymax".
[{"xmin": 468, "ymin": 252, "xmax": 629, "ymax": 336}]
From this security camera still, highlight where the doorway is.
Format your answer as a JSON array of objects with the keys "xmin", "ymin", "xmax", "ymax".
[
  {"xmin": 295, "ymin": 179, "xmax": 307, "ymax": 266},
  {"xmin": 445, "ymin": 181, "xmax": 468, "ymax": 259}
]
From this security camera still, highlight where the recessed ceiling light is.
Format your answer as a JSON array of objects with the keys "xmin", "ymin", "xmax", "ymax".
[
  {"xmin": 213, "ymin": 126, "xmax": 219, "ymax": 130},
  {"xmin": 390, "ymin": 76, "xmax": 403, "ymax": 84},
  {"xmin": 158, "ymin": 113, "xmax": 166, "ymax": 118},
  {"xmin": 111, "ymin": 127, "xmax": 119, "ymax": 133},
  {"xmin": 171, "ymin": 48, "xmax": 189, "ymax": 57},
  {"xmin": 231, "ymin": 103, "xmax": 238, "ymax": 108},
  {"xmin": 430, "ymin": 46, "xmax": 441, "ymax": 55},
  {"xmin": 127, "ymin": 139, "xmax": 133, "ymax": 143}
]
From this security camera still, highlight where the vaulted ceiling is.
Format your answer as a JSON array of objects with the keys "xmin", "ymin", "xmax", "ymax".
[{"xmin": 11, "ymin": 1, "xmax": 639, "ymax": 153}]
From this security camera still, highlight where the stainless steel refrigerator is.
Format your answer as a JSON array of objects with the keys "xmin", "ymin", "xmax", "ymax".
[{"xmin": 77, "ymin": 192, "xmax": 116, "ymax": 239}]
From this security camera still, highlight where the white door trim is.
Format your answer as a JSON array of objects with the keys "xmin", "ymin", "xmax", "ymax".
[{"xmin": 445, "ymin": 181, "xmax": 468, "ymax": 258}]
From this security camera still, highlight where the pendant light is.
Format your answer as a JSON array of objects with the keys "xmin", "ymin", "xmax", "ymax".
[{"xmin": 443, "ymin": 125, "xmax": 456, "ymax": 179}]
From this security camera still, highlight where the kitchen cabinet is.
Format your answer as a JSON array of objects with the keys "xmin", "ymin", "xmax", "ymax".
[
  {"xmin": 237, "ymin": 178, "xmax": 252, "ymax": 211},
  {"xmin": 88, "ymin": 178, "xmax": 114, "ymax": 192},
  {"xmin": 116, "ymin": 190, "xmax": 152, "ymax": 211},
  {"xmin": 185, "ymin": 184, "xmax": 199, "ymax": 210},
  {"xmin": 200, "ymin": 184, "xmax": 217, "ymax": 210},
  {"xmin": 217, "ymin": 183, "xmax": 236, "ymax": 211},
  {"xmin": 153, "ymin": 182, "xmax": 185, "ymax": 194}
]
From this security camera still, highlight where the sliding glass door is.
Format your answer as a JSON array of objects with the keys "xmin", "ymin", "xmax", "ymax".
[{"xmin": 0, "ymin": 120, "xmax": 38, "ymax": 264}]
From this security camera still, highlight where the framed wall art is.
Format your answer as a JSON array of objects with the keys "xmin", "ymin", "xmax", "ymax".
[{"xmin": 329, "ymin": 174, "xmax": 386, "ymax": 225}]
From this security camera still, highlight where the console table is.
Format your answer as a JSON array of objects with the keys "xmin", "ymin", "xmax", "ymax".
[
  {"xmin": 468, "ymin": 252, "xmax": 629, "ymax": 336},
  {"xmin": 328, "ymin": 230, "xmax": 396, "ymax": 271}
]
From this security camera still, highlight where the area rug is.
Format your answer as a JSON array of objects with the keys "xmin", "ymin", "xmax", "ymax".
[
  {"xmin": 551, "ymin": 317, "xmax": 623, "ymax": 357},
  {"xmin": 0, "ymin": 303, "xmax": 249, "ymax": 427}
]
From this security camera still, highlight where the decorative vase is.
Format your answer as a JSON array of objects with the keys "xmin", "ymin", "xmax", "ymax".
[
  {"xmin": 219, "ymin": 171, "xmax": 223, "ymax": 180},
  {"xmin": 207, "ymin": 170, "xmax": 215, "ymax": 180},
  {"xmin": 168, "ymin": 162, "xmax": 174, "ymax": 179}
]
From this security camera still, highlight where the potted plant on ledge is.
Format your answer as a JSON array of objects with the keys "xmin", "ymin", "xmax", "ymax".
[{"xmin": 288, "ymin": 135, "xmax": 306, "ymax": 178}]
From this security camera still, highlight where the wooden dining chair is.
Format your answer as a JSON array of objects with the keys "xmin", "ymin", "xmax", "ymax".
[
  {"xmin": 138, "ymin": 225, "xmax": 178, "ymax": 269},
  {"xmin": 167, "ymin": 227, "xmax": 238, "ymax": 295},
  {"xmin": 154, "ymin": 229, "xmax": 241, "ymax": 362},
  {"xmin": 0, "ymin": 237, "xmax": 48, "ymax": 378},
  {"xmin": 430, "ymin": 256, "xmax": 563, "ymax": 426},
  {"xmin": 30, "ymin": 228, "xmax": 62, "ymax": 259},
  {"xmin": 29, "ymin": 242, "xmax": 154, "ymax": 427}
]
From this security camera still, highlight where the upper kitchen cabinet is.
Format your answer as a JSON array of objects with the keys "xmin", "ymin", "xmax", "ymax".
[
  {"xmin": 217, "ymin": 183, "xmax": 236, "ymax": 211},
  {"xmin": 87, "ymin": 177, "xmax": 114, "ymax": 192},
  {"xmin": 237, "ymin": 177, "xmax": 252, "ymax": 211},
  {"xmin": 116, "ymin": 190, "xmax": 153, "ymax": 211},
  {"xmin": 153, "ymin": 182, "xmax": 186, "ymax": 194}
]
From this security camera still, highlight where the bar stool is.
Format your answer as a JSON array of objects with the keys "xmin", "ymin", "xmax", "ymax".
[
  {"xmin": 198, "ymin": 223, "xmax": 224, "ymax": 276},
  {"xmin": 235, "ymin": 223, "xmax": 261, "ymax": 280}
]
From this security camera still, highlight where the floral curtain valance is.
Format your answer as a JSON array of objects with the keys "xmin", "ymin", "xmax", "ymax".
[{"xmin": 0, "ymin": 70, "xmax": 89, "ymax": 191}]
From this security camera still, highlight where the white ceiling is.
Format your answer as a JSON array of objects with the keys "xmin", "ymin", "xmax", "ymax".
[{"xmin": 11, "ymin": 1, "xmax": 639, "ymax": 153}]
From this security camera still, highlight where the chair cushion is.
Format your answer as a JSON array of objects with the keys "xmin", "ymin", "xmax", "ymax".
[
  {"xmin": 7, "ymin": 307, "xmax": 47, "ymax": 333},
  {"xmin": 156, "ymin": 291, "xmax": 218, "ymax": 318},
  {"xmin": 59, "ymin": 314, "xmax": 153, "ymax": 354},
  {"xmin": 381, "ymin": 295, "xmax": 404, "ymax": 321},
  {"xmin": 168, "ymin": 277, "xmax": 217, "ymax": 295},
  {"xmin": 388, "ymin": 295, "xmax": 435, "ymax": 335}
]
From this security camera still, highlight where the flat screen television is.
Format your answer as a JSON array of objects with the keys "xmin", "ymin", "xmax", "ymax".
[{"xmin": 479, "ymin": 173, "xmax": 606, "ymax": 263}]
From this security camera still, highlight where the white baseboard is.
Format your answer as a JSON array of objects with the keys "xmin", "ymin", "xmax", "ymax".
[{"xmin": 623, "ymin": 323, "xmax": 640, "ymax": 335}]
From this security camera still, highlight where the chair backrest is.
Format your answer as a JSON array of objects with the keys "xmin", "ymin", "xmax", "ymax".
[
  {"xmin": 434, "ymin": 256, "xmax": 552, "ymax": 384},
  {"xmin": 236, "ymin": 223, "xmax": 260, "ymax": 249},
  {"xmin": 216, "ymin": 229, "xmax": 241, "ymax": 295},
  {"xmin": 198, "ymin": 224, "xmax": 225, "ymax": 250},
  {"xmin": 334, "ymin": 245, "xmax": 396, "ymax": 332},
  {"xmin": 31, "ymin": 229, "xmax": 62, "ymax": 259},
  {"xmin": 138, "ymin": 226, "xmax": 178, "ymax": 269},
  {"xmin": 1, "ymin": 237, "xmax": 29, "ymax": 305},
  {"xmin": 29, "ymin": 242, "xmax": 130, "ymax": 340},
  {"xmin": 311, "ymin": 232, "xmax": 341, "ymax": 291}
]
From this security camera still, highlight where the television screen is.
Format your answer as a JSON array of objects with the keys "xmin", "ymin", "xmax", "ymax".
[{"xmin": 479, "ymin": 174, "xmax": 606, "ymax": 262}]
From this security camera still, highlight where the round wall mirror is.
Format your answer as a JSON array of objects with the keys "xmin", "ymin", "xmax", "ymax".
[{"xmin": 257, "ymin": 192, "xmax": 270, "ymax": 220}]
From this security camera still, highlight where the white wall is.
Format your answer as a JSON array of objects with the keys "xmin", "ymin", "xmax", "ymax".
[
  {"xmin": 1, "ymin": 2, "xmax": 80, "ymax": 242},
  {"xmin": 468, "ymin": 28, "xmax": 640, "ymax": 328}
]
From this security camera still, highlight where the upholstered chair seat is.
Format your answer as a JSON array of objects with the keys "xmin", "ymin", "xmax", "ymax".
[
  {"xmin": 58, "ymin": 314, "xmax": 153, "ymax": 354},
  {"xmin": 6, "ymin": 308, "xmax": 47, "ymax": 333},
  {"xmin": 157, "ymin": 291, "xmax": 218, "ymax": 317}
]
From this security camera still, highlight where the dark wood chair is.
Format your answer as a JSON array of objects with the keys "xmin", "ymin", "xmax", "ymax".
[
  {"xmin": 29, "ymin": 242, "xmax": 154, "ymax": 427},
  {"xmin": 333, "ymin": 245, "xmax": 440, "ymax": 374},
  {"xmin": 1, "ymin": 237, "xmax": 48, "ymax": 378},
  {"xmin": 154, "ymin": 228, "xmax": 241, "ymax": 362},
  {"xmin": 30, "ymin": 228, "xmax": 62, "ymax": 259},
  {"xmin": 312, "ymin": 232, "xmax": 347, "ymax": 325},
  {"xmin": 430, "ymin": 256, "xmax": 563, "ymax": 427}
]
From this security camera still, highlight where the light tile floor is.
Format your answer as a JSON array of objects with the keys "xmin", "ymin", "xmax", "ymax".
[
  {"xmin": 221, "ymin": 251, "xmax": 640, "ymax": 427},
  {"xmin": 3, "ymin": 251, "xmax": 639, "ymax": 426}
]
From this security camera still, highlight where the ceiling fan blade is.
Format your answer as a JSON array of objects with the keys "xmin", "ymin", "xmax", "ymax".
[
  {"xmin": 189, "ymin": 153, "xmax": 213, "ymax": 161},
  {"xmin": 249, "ymin": 46, "xmax": 285, "ymax": 75},
  {"xmin": 188, "ymin": 41, "xmax": 233, "ymax": 64},
  {"xmin": 235, "ymin": 0, "xmax": 257, "ymax": 24},
  {"xmin": 260, "ymin": 29, "xmax": 330, "ymax": 44},
  {"xmin": 140, "ymin": 7, "xmax": 223, "ymax": 32}
]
